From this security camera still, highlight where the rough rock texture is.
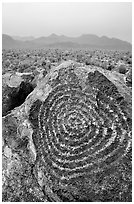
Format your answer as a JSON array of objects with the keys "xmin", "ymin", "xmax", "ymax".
[
  {"xmin": 2, "ymin": 61, "xmax": 132, "ymax": 202},
  {"xmin": 125, "ymin": 68, "xmax": 132, "ymax": 88},
  {"xmin": 2, "ymin": 72, "xmax": 36, "ymax": 116}
]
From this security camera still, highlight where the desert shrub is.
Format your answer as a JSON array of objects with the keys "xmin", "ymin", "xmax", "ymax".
[
  {"xmin": 85, "ymin": 59, "xmax": 91, "ymax": 65},
  {"xmin": 42, "ymin": 61, "xmax": 46, "ymax": 67},
  {"xmin": 107, "ymin": 65, "xmax": 114, "ymax": 71},
  {"xmin": 118, "ymin": 65, "xmax": 127, "ymax": 74},
  {"xmin": 102, "ymin": 61, "xmax": 108, "ymax": 69}
]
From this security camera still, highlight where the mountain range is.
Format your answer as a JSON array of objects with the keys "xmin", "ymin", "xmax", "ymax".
[
  {"xmin": 2, "ymin": 33, "xmax": 132, "ymax": 50},
  {"xmin": 12, "ymin": 36, "xmax": 35, "ymax": 41}
]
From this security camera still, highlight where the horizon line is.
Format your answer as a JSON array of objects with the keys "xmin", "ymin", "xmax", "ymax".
[{"xmin": 2, "ymin": 33, "xmax": 132, "ymax": 44}]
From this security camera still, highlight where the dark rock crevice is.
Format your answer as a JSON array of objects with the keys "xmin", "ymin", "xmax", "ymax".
[{"xmin": 2, "ymin": 81, "xmax": 34, "ymax": 116}]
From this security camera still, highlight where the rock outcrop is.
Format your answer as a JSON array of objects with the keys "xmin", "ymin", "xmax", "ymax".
[{"xmin": 2, "ymin": 61, "xmax": 132, "ymax": 202}]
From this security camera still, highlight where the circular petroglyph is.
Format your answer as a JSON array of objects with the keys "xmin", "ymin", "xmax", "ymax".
[{"xmin": 29, "ymin": 64, "xmax": 131, "ymax": 201}]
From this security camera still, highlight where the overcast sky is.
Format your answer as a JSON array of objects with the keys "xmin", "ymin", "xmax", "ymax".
[{"xmin": 2, "ymin": 2, "xmax": 132, "ymax": 43}]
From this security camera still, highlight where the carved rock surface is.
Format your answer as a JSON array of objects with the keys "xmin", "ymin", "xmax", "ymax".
[{"xmin": 2, "ymin": 61, "xmax": 132, "ymax": 202}]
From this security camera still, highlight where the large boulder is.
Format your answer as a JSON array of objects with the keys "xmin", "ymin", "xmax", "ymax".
[{"xmin": 2, "ymin": 61, "xmax": 132, "ymax": 202}]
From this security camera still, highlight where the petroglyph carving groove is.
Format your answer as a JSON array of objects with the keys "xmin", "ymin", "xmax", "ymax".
[{"xmin": 29, "ymin": 62, "xmax": 131, "ymax": 201}]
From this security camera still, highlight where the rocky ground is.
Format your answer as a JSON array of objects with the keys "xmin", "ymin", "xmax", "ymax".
[{"xmin": 2, "ymin": 49, "xmax": 132, "ymax": 202}]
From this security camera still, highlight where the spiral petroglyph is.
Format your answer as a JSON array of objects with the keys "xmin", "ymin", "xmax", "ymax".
[{"xmin": 28, "ymin": 62, "xmax": 131, "ymax": 201}]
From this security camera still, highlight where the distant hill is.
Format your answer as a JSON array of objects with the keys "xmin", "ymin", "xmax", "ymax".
[
  {"xmin": 12, "ymin": 36, "xmax": 35, "ymax": 41},
  {"xmin": 2, "ymin": 34, "xmax": 35, "ymax": 49},
  {"xmin": 2, "ymin": 34, "xmax": 18, "ymax": 49},
  {"xmin": 2, "ymin": 33, "xmax": 132, "ymax": 50}
]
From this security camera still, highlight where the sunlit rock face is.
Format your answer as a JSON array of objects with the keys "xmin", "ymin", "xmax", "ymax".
[{"xmin": 2, "ymin": 61, "xmax": 132, "ymax": 202}]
